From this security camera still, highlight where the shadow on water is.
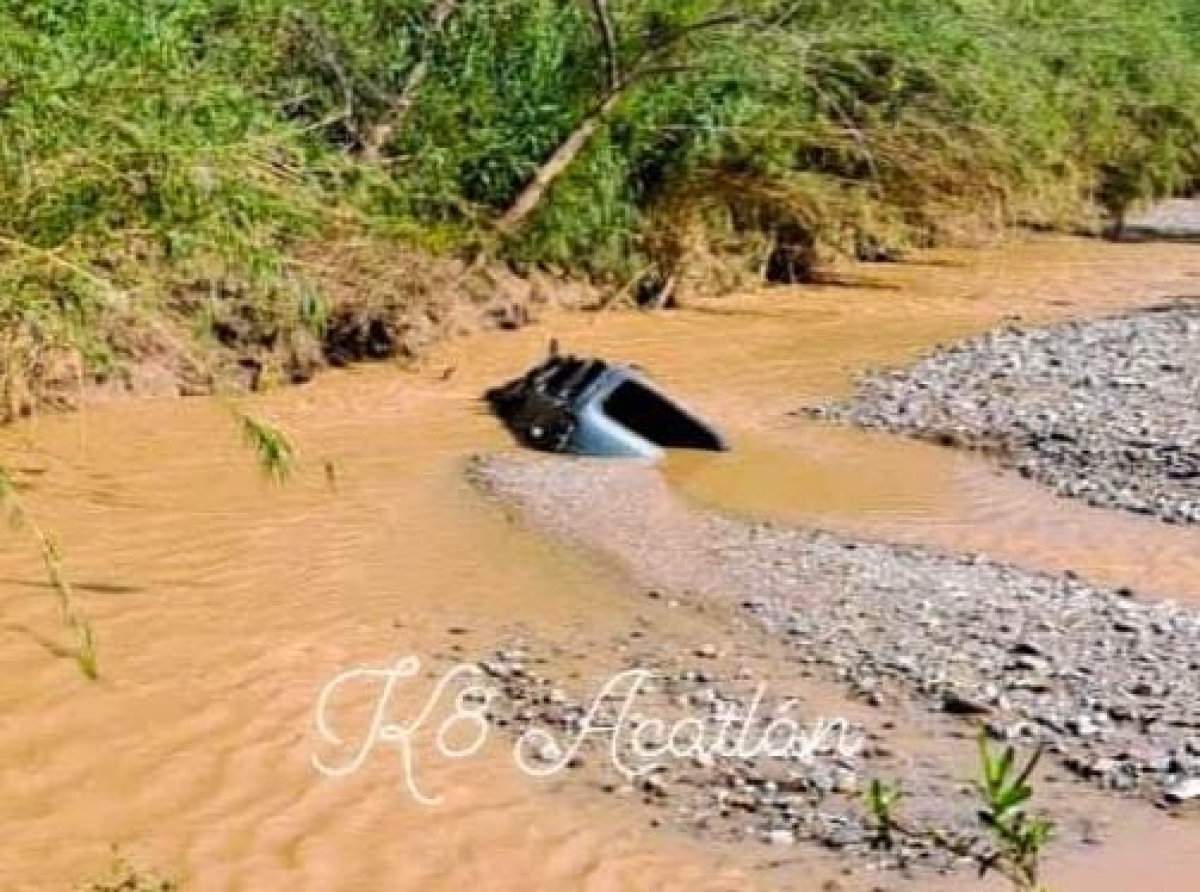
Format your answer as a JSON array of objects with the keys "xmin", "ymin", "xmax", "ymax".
[
  {"xmin": 0, "ymin": 576, "xmax": 143, "ymax": 596},
  {"xmin": 2, "ymin": 622, "xmax": 79, "ymax": 662}
]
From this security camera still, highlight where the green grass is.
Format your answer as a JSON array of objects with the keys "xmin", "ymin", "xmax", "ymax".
[{"xmin": 2, "ymin": 0, "xmax": 1198, "ymax": 413}]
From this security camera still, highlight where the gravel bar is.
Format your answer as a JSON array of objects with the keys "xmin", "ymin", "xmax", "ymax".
[
  {"xmin": 803, "ymin": 302, "xmax": 1200, "ymax": 524},
  {"xmin": 470, "ymin": 455, "xmax": 1200, "ymax": 805}
]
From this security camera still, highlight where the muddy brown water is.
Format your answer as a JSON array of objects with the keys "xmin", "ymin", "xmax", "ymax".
[{"xmin": 2, "ymin": 235, "xmax": 1199, "ymax": 890}]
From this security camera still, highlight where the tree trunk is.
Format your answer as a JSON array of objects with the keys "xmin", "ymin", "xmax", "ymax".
[
  {"xmin": 495, "ymin": 10, "xmax": 752, "ymax": 235},
  {"xmin": 587, "ymin": 0, "xmax": 621, "ymax": 90},
  {"xmin": 496, "ymin": 86, "xmax": 625, "ymax": 235}
]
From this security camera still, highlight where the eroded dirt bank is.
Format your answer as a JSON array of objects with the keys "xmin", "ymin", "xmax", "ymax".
[{"xmin": 2, "ymin": 236, "xmax": 1200, "ymax": 891}]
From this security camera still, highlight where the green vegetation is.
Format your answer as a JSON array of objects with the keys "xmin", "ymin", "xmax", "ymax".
[
  {"xmin": 3, "ymin": 0, "xmax": 1199, "ymax": 414},
  {"xmin": 867, "ymin": 734, "xmax": 1053, "ymax": 891},
  {"xmin": 0, "ymin": 464, "xmax": 99, "ymax": 678},
  {"xmin": 231, "ymin": 406, "xmax": 296, "ymax": 482}
]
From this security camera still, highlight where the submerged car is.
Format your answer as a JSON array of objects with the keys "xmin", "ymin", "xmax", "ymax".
[{"xmin": 486, "ymin": 351, "xmax": 728, "ymax": 460}]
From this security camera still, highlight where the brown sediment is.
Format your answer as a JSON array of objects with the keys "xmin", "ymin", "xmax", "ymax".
[{"xmin": 1, "ymin": 235, "xmax": 1199, "ymax": 890}]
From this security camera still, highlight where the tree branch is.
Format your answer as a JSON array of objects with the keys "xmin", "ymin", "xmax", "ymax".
[
  {"xmin": 362, "ymin": 0, "xmax": 462, "ymax": 162},
  {"xmin": 496, "ymin": 86, "xmax": 626, "ymax": 235},
  {"xmin": 495, "ymin": 7, "xmax": 756, "ymax": 235},
  {"xmin": 587, "ymin": 0, "xmax": 622, "ymax": 91},
  {"xmin": 293, "ymin": 12, "xmax": 357, "ymax": 132}
]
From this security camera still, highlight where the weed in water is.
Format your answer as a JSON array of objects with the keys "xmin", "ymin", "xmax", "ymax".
[
  {"xmin": 0, "ymin": 464, "xmax": 99, "ymax": 679},
  {"xmin": 81, "ymin": 847, "xmax": 177, "ymax": 892},
  {"xmin": 230, "ymin": 407, "xmax": 296, "ymax": 482}
]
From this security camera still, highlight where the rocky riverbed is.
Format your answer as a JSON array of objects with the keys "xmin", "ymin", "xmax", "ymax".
[
  {"xmin": 464, "ymin": 637, "xmax": 983, "ymax": 877},
  {"xmin": 803, "ymin": 302, "xmax": 1200, "ymax": 525},
  {"xmin": 469, "ymin": 457, "xmax": 1200, "ymax": 839}
]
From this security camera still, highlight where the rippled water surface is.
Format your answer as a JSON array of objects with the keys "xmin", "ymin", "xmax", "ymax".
[{"xmin": 2, "ymin": 236, "xmax": 1199, "ymax": 890}]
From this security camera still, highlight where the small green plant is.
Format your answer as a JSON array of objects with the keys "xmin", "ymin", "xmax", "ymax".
[
  {"xmin": 865, "ymin": 733, "xmax": 1054, "ymax": 892},
  {"xmin": 975, "ymin": 734, "xmax": 1053, "ymax": 890},
  {"xmin": 865, "ymin": 777, "xmax": 903, "ymax": 852},
  {"xmin": 0, "ymin": 464, "xmax": 99, "ymax": 679},
  {"xmin": 230, "ymin": 407, "xmax": 296, "ymax": 482}
]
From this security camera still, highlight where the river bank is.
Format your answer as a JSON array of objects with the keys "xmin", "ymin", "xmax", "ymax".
[
  {"xmin": 7, "ymin": 2, "xmax": 1198, "ymax": 432},
  {"xmin": 9, "ymin": 200, "xmax": 1198, "ymax": 428}
]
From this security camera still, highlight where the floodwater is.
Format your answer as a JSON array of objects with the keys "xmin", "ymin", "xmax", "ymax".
[{"xmin": 2, "ymin": 235, "xmax": 1198, "ymax": 890}]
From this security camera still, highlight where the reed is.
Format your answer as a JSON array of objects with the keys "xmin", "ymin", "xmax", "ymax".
[
  {"xmin": 0, "ymin": 465, "xmax": 99, "ymax": 678},
  {"xmin": 867, "ymin": 733, "xmax": 1054, "ymax": 891},
  {"xmin": 231, "ymin": 408, "xmax": 296, "ymax": 482}
]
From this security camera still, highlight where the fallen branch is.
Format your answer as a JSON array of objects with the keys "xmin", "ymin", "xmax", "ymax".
[
  {"xmin": 496, "ymin": 85, "xmax": 627, "ymax": 235},
  {"xmin": 496, "ymin": 9, "xmax": 755, "ymax": 236}
]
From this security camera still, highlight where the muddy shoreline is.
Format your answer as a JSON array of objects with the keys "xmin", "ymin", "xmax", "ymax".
[{"xmin": 29, "ymin": 200, "xmax": 1200, "ymax": 424}]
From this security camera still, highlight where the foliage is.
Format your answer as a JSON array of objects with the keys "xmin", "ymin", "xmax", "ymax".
[
  {"xmin": 1, "ymin": 0, "xmax": 1198, "ymax": 406},
  {"xmin": 231, "ymin": 407, "xmax": 296, "ymax": 482},
  {"xmin": 866, "ymin": 733, "xmax": 1054, "ymax": 891},
  {"xmin": 975, "ymin": 734, "xmax": 1054, "ymax": 889}
]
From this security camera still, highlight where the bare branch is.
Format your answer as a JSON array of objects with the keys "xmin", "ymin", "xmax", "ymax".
[
  {"xmin": 587, "ymin": 0, "xmax": 622, "ymax": 91},
  {"xmin": 362, "ymin": 0, "xmax": 463, "ymax": 162},
  {"xmin": 770, "ymin": 1, "xmax": 808, "ymax": 29},
  {"xmin": 497, "ymin": 87, "xmax": 625, "ymax": 234},
  {"xmin": 293, "ymin": 12, "xmax": 357, "ymax": 131}
]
